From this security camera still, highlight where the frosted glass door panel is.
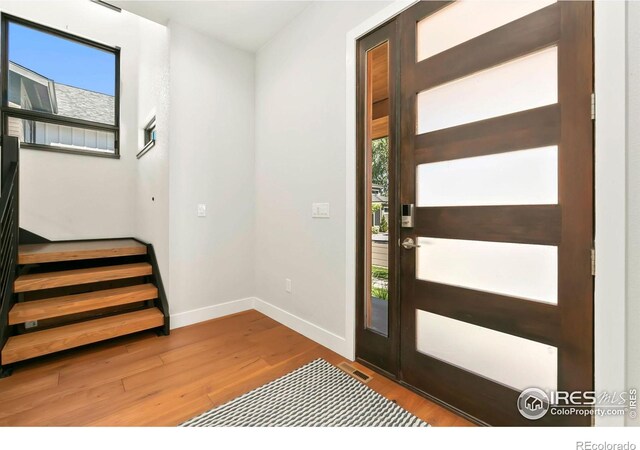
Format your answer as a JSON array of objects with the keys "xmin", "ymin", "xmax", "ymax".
[
  {"xmin": 416, "ymin": 0, "xmax": 556, "ymax": 61},
  {"xmin": 416, "ymin": 237, "xmax": 557, "ymax": 303},
  {"xmin": 416, "ymin": 147, "xmax": 558, "ymax": 207},
  {"xmin": 416, "ymin": 310, "xmax": 558, "ymax": 392},
  {"xmin": 416, "ymin": 46, "xmax": 557, "ymax": 134}
]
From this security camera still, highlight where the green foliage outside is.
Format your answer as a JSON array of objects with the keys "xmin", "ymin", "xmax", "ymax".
[
  {"xmin": 372, "ymin": 286, "xmax": 389, "ymax": 301},
  {"xmin": 371, "ymin": 265, "xmax": 389, "ymax": 301},
  {"xmin": 371, "ymin": 137, "xmax": 389, "ymax": 196},
  {"xmin": 379, "ymin": 214, "xmax": 388, "ymax": 233},
  {"xmin": 372, "ymin": 265, "xmax": 388, "ymax": 281}
]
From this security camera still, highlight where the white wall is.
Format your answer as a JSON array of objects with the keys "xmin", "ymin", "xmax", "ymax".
[
  {"xmin": 627, "ymin": 0, "xmax": 639, "ymax": 428},
  {"xmin": 254, "ymin": 1, "xmax": 390, "ymax": 355},
  {"xmin": 0, "ymin": 1, "xmax": 159, "ymax": 242},
  {"xmin": 135, "ymin": 19, "xmax": 171, "ymax": 288},
  {"xmin": 594, "ymin": 0, "xmax": 628, "ymax": 427},
  {"xmin": 168, "ymin": 22, "xmax": 256, "ymax": 324}
]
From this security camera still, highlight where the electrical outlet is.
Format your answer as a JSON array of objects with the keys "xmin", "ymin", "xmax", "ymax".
[
  {"xmin": 25, "ymin": 320, "xmax": 38, "ymax": 329},
  {"xmin": 285, "ymin": 278, "xmax": 292, "ymax": 293},
  {"xmin": 197, "ymin": 204, "xmax": 207, "ymax": 217}
]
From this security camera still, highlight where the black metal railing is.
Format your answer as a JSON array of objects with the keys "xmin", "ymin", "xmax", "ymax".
[{"xmin": 0, "ymin": 135, "xmax": 19, "ymax": 376}]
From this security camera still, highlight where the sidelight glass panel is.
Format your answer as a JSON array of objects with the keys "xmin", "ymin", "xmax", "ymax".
[
  {"xmin": 416, "ymin": 310, "xmax": 558, "ymax": 392},
  {"xmin": 416, "ymin": 46, "xmax": 557, "ymax": 134},
  {"xmin": 416, "ymin": 237, "xmax": 557, "ymax": 304},
  {"xmin": 364, "ymin": 42, "xmax": 391, "ymax": 336},
  {"xmin": 368, "ymin": 137, "xmax": 390, "ymax": 335},
  {"xmin": 416, "ymin": 0, "xmax": 556, "ymax": 62},
  {"xmin": 416, "ymin": 146, "xmax": 558, "ymax": 207}
]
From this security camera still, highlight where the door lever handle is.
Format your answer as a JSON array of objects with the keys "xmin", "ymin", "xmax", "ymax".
[{"xmin": 400, "ymin": 237, "xmax": 421, "ymax": 250}]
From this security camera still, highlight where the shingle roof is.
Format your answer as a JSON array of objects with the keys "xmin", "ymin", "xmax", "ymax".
[
  {"xmin": 372, "ymin": 193, "xmax": 388, "ymax": 203},
  {"xmin": 54, "ymin": 83, "xmax": 115, "ymax": 125}
]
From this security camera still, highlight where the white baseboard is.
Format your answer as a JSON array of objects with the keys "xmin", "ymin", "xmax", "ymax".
[
  {"xmin": 169, "ymin": 296, "xmax": 350, "ymax": 359},
  {"xmin": 170, "ymin": 297, "xmax": 255, "ymax": 329},
  {"xmin": 253, "ymin": 297, "xmax": 349, "ymax": 358}
]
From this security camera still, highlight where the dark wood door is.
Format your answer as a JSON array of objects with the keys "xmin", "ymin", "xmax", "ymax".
[{"xmin": 397, "ymin": 1, "xmax": 593, "ymax": 426}]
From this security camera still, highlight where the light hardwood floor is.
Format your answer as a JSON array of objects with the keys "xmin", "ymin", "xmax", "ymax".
[{"xmin": 0, "ymin": 310, "xmax": 473, "ymax": 426}]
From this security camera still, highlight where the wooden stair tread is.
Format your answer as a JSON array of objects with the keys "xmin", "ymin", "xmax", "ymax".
[
  {"xmin": 9, "ymin": 284, "xmax": 158, "ymax": 325},
  {"xmin": 18, "ymin": 239, "xmax": 147, "ymax": 265},
  {"xmin": 14, "ymin": 263, "xmax": 153, "ymax": 293},
  {"xmin": 1, "ymin": 308, "xmax": 164, "ymax": 364}
]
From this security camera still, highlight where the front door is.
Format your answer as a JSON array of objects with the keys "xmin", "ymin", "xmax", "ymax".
[{"xmin": 397, "ymin": 1, "xmax": 593, "ymax": 426}]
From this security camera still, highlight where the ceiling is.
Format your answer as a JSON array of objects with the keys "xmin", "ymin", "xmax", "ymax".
[{"xmin": 111, "ymin": 1, "xmax": 311, "ymax": 52}]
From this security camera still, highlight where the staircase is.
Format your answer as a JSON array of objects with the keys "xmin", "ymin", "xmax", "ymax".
[{"xmin": 0, "ymin": 238, "xmax": 169, "ymax": 369}]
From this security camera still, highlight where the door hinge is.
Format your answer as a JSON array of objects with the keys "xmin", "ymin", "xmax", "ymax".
[
  {"xmin": 591, "ymin": 92, "xmax": 596, "ymax": 120},
  {"xmin": 591, "ymin": 247, "xmax": 596, "ymax": 276}
]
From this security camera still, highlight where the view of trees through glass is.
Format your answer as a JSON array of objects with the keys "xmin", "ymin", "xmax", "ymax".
[
  {"xmin": 371, "ymin": 137, "xmax": 389, "ymax": 196},
  {"xmin": 370, "ymin": 136, "xmax": 389, "ymax": 334}
]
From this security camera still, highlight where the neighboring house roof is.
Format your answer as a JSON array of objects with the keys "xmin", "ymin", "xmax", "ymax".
[
  {"xmin": 372, "ymin": 192, "xmax": 388, "ymax": 204},
  {"xmin": 8, "ymin": 61, "xmax": 57, "ymax": 113},
  {"xmin": 8, "ymin": 61, "xmax": 50, "ymax": 83},
  {"xmin": 372, "ymin": 183, "xmax": 388, "ymax": 204},
  {"xmin": 54, "ymin": 83, "xmax": 115, "ymax": 125},
  {"xmin": 9, "ymin": 61, "xmax": 115, "ymax": 125}
]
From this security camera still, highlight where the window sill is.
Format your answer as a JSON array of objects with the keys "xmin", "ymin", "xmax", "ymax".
[
  {"xmin": 21, "ymin": 143, "xmax": 120, "ymax": 159},
  {"xmin": 136, "ymin": 140, "xmax": 155, "ymax": 159}
]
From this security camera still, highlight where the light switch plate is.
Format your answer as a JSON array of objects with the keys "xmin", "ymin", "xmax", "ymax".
[
  {"xmin": 197, "ymin": 204, "xmax": 206, "ymax": 217},
  {"xmin": 312, "ymin": 202, "xmax": 330, "ymax": 218}
]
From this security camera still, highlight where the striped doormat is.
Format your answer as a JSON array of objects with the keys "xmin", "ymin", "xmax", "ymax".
[{"xmin": 181, "ymin": 358, "xmax": 427, "ymax": 427}]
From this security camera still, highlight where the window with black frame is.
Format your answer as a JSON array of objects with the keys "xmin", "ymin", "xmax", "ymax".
[{"xmin": 1, "ymin": 15, "xmax": 120, "ymax": 158}]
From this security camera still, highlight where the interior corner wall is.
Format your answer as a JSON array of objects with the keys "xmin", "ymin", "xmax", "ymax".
[
  {"xmin": 0, "ymin": 0, "xmax": 156, "ymax": 241},
  {"xmin": 134, "ymin": 19, "xmax": 170, "ymax": 289},
  {"xmin": 167, "ymin": 22, "xmax": 256, "ymax": 325},
  {"xmin": 254, "ymin": 1, "xmax": 391, "ymax": 356},
  {"xmin": 626, "ymin": 0, "xmax": 639, "ymax": 428}
]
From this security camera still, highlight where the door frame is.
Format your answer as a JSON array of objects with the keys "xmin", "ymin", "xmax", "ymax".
[{"xmin": 345, "ymin": 0, "xmax": 627, "ymax": 427}]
